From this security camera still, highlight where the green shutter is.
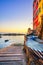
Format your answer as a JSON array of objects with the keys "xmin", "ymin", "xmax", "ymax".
[
  {"xmin": 39, "ymin": 0, "xmax": 41, "ymax": 2},
  {"xmin": 39, "ymin": 8, "xmax": 41, "ymax": 12},
  {"xmin": 42, "ymin": 3, "xmax": 43, "ymax": 9}
]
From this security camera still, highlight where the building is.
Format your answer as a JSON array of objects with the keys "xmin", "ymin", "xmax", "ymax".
[
  {"xmin": 33, "ymin": 0, "xmax": 43, "ymax": 33},
  {"xmin": 33, "ymin": 0, "xmax": 39, "ymax": 30}
]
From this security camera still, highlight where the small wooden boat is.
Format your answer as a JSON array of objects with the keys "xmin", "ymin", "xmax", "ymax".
[
  {"xmin": 25, "ymin": 35, "xmax": 43, "ymax": 65},
  {"xmin": 0, "ymin": 35, "xmax": 1, "ymax": 38}
]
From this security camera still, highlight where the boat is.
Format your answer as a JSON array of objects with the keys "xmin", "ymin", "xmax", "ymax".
[
  {"xmin": 0, "ymin": 39, "xmax": 12, "ymax": 49},
  {"xmin": 24, "ymin": 35, "xmax": 43, "ymax": 65},
  {"xmin": 0, "ymin": 35, "xmax": 1, "ymax": 38}
]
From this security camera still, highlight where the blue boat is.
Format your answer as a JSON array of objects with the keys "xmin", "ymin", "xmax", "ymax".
[{"xmin": 26, "ymin": 35, "xmax": 43, "ymax": 59}]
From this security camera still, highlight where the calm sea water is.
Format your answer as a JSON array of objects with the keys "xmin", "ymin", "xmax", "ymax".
[
  {"xmin": 2, "ymin": 36, "xmax": 24, "ymax": 44},
  {"xmin": 0, "ymin": 36, "xmax": 24, "ymax": 48}
]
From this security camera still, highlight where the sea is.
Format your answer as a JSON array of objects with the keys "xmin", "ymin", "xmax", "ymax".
[{"xmin": 0, "ymin": 35, "xmax": 24, "ymax": 48}]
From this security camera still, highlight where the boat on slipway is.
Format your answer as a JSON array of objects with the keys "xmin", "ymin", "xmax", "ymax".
[{"xmin": 25, "ymin": 36, "xmax": 43, "ymax": 65}]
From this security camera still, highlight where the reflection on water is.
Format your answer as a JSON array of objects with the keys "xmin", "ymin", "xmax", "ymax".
[
  {"xmin": 0, "ymin": 36, "xmax": 24, "ymax": 48},
  {"xmin": 2, "ymin": 36, "xmax": 24, "ymax": 44}
]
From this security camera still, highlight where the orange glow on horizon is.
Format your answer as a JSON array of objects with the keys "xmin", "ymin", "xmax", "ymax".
[
  {"xmin": 0, "ymin": 28, "xmax": 27, "ymax": 33},
  {"xmin": 0, "ymin": 24, "xmax": 33, "ymax": 33}
]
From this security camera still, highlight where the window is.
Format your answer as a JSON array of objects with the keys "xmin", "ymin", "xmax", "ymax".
[
  {"xmin": 39, "ymin": 8, "xmax": 41, "ymax": 12},
  {"xmin": 36, "ymin": 2, "xmax": 38, "ymax": 6},
  {"xmin": 34, "ymin": 0, "xmax": 36, "ymax": 2},
  {"xmin": 42, "ymin": 3, "xmax": 43, "ymax": 9},
  {"xmin": 39, "ymin": 0, "xmax": 41, "ymax": 2}
]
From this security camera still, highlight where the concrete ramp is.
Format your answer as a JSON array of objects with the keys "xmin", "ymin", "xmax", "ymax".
[{"xmin": 0, "ymin": 46, "xmax": 26, "ymax": 65}]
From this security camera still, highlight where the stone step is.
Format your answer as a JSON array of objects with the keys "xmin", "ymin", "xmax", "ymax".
[{"xmin": 0, "ymin": 60, "xmax": 24, "ymax": 65}]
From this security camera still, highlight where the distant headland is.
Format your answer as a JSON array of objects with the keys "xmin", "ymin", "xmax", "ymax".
[{"xmin": 0, "ymin": 33, "xmax": 25, "ymax": 36}]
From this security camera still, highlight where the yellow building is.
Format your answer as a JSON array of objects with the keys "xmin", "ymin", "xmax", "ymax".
[
  {"xmin": 37, "ymin": 0, "xmax": 43, "ymax": 36},
  {"xmin": 38, "ymin": 0, "xmax": 43, "ymax": 27}
]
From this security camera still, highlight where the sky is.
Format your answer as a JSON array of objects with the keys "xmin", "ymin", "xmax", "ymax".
[{"xmin": 0, "ymin": 0, "xmax": 33, "ymax": 33}]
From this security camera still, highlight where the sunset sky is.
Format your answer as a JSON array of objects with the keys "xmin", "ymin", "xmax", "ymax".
[{"xmin": 0, "ymin": 0, "xmax": 33, "ymax": 33}]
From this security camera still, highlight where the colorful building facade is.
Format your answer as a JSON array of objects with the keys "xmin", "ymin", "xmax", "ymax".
[{"xmin": 33, "ymin": 0, "xmax": 43, "ymax": 32}]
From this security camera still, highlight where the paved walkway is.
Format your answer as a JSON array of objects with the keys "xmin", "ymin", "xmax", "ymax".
[{"xmin": 0, "ymin": 46, "xmax": 26, "ymax": 65}]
